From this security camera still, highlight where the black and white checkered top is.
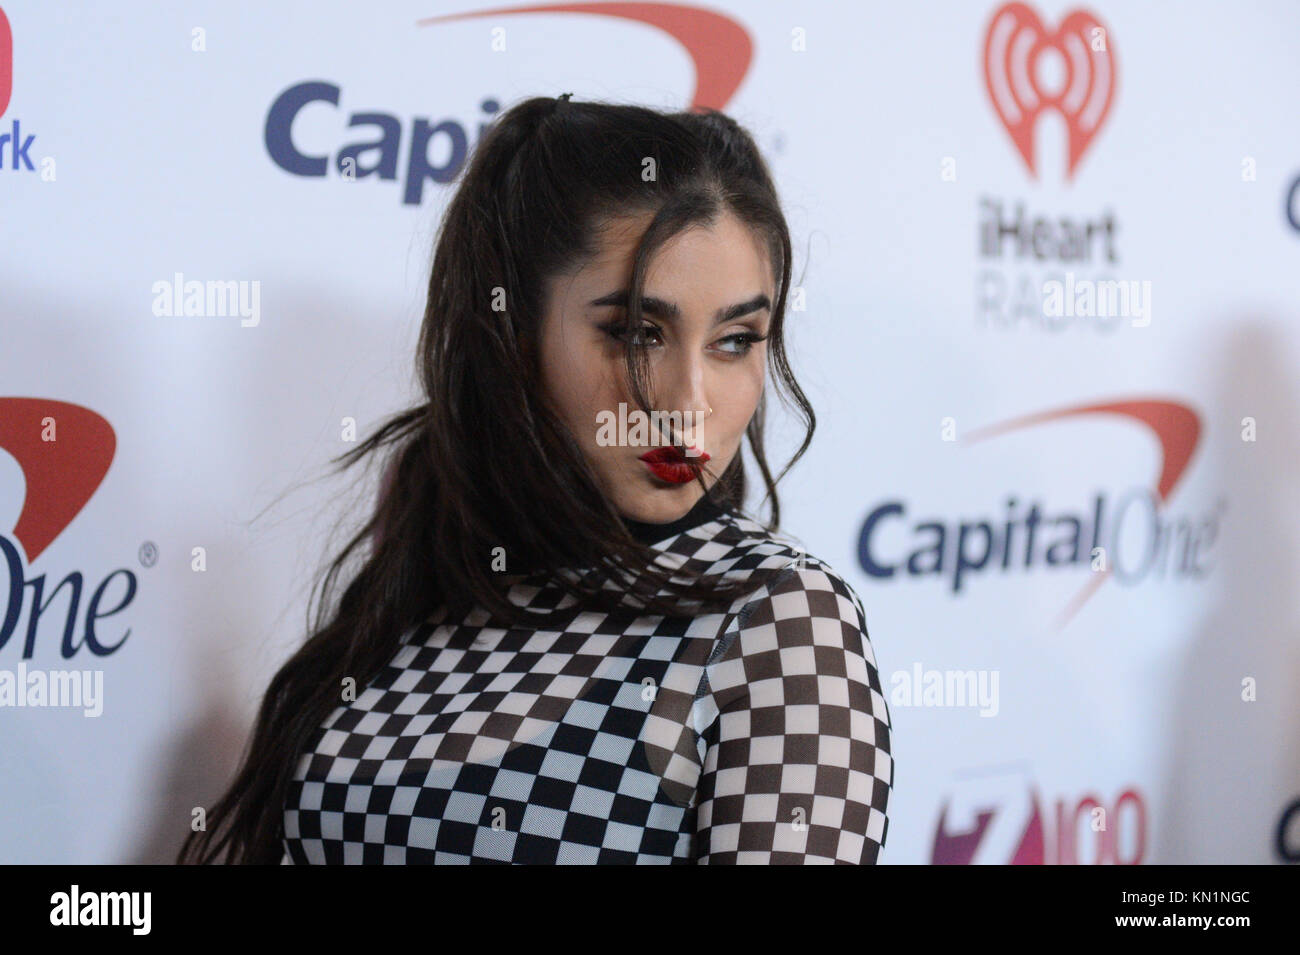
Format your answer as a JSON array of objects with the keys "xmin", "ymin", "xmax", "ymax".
[{"xmin": 281, "ymin": 494, "xmax": 893, "ymax": 864}]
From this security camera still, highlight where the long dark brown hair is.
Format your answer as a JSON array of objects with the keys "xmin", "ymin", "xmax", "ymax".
[{"xmin": 178, "ymin": 95, "xmax": 816, "ymax": 863}]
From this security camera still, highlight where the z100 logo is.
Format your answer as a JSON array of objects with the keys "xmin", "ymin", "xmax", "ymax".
[
  {"xmin": 0, "ymin": 399, "xmax": 137, "ymax": 659},
  {"xmin": 934, "ymin": 774, "xmax": 1147, "ymax": 864}
]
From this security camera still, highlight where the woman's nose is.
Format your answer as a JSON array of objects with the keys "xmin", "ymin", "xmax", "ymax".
[{"xmin": 657, "ymin": 351, "xmax": 711, "ymax": 440}]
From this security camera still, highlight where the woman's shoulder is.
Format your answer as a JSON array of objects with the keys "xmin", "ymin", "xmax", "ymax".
[
  {"xmin": 681, "ymin": 509, "xmax": 870, "ymax": 620},
  {"xmin": 692, "ymin": 513, "xmax": 891, "ymax": 754}
]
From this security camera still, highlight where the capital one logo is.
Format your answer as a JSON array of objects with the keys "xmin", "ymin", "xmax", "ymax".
[
  {"xmin": 982, "ymin": 2, "xmax": 1118, "ymax": 180},
  {"xmin": 963, "ymin": 398, "xmax": 1202, "ymax": 625},
  {"xmin": 266, "ymin": 3, "xmax": 753, "ymax": 204},
  {"xmin": 0, "ymin": 398, "xmax": 136, "ymax": 659},
  {"xmin": 858, "ymin": 398, "xmax": 1212, "ymax": 629}
]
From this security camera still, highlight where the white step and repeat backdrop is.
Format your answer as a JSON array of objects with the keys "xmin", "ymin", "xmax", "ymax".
[{"xmin": 2, "ymin": 0, "xmax": 1298, "ymax": 864}]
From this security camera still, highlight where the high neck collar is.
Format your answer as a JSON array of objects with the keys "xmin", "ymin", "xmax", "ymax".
[{"xmin": 621, "ymin": 490, "xmax": 729, "ymax": 546}]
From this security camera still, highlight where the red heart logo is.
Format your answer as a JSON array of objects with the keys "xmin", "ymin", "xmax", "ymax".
[{"xmin": 983, "ymin": 2, "xmax": 1118, "ymax": 180}]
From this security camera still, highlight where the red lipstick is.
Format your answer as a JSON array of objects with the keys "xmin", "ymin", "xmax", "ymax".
[{"xmin": 639, "ymin": 445, "xmax": 710, "ymax": 484}]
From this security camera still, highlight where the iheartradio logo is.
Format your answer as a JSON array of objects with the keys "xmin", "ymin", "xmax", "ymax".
[{"xmin": 982, "ymin": 2, "xmax": 1118, "ymax": 180}]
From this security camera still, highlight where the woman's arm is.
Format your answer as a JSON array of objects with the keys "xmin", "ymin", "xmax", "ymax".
[{"xmin": 694, "ymin": 561, "xmax": 893, "ymax": 864}]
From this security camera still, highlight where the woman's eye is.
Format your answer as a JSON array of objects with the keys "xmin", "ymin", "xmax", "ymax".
[
  {"xmin": 603, "ymin": 321, "xmax": 663, "ymax": 347},
  {"xmin": 714, "ymin": 331, "xmax": 769, "ymax": 356},
  {"xmin": 600, "ymin": 319, "xmax": 768, "ymax": 355}
]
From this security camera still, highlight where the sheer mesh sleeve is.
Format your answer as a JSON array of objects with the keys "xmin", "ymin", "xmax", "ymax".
[{"xmin": 693, "ymin": 561, "xmax": 893, "ymax": 864}]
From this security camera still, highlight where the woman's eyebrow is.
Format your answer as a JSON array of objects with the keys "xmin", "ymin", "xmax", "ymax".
[{"xmin": 587, "ymin": 290, "xmax": 771, "ymax": 325}]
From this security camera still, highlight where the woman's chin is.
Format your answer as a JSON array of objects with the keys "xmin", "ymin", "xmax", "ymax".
[{"xmin": 615, "ymin": 484, "xmax": 704, "ymax": 524}]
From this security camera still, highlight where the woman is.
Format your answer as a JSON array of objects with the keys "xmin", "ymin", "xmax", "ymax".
[{"xmin": 179, "ymin": 94, "xmax": 893, "ymax": 865}]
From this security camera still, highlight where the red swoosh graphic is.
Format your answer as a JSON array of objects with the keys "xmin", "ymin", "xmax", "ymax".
[
  {"xmin": 0, "ymin": 398, "xmax": 116, "ymax": 563},
  {"xmin": 963, "ymin": 399, "xmax": 1201, "ymax": 627},
  {"xmin": 417, "ymin": 3, "xmax": 752, "ymax": 110}
]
